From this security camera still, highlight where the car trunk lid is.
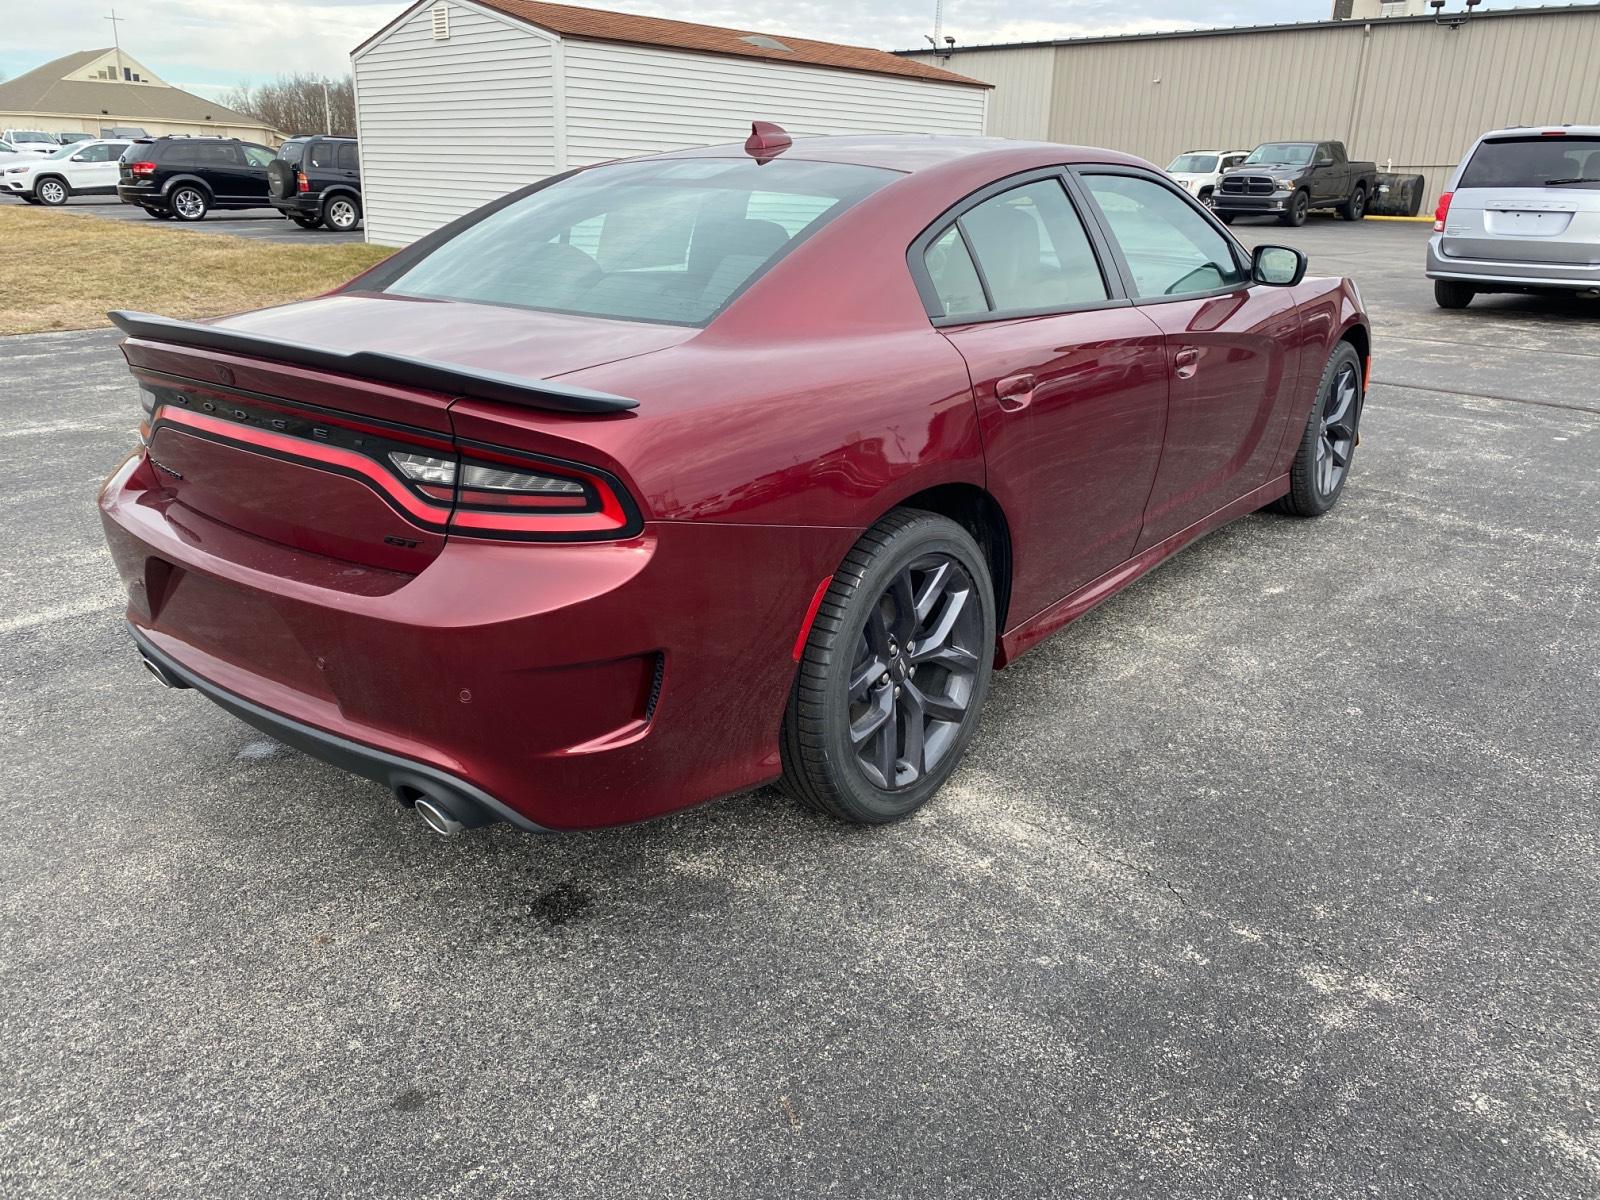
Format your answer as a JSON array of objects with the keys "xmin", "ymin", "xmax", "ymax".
[{"xmin": 119, "ymin": 296, "xmax": 687, "ymax": 574}]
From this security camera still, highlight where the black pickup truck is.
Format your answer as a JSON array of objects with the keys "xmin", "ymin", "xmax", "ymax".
[{"xmin": 1212, "ymin": 141, "xmax": 1380, "ymax": 227}]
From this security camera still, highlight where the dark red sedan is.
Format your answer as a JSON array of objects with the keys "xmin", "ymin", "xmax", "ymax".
[{"xmin": 99, "ymin": 131, "xmax": 1370, "ymax": 836}]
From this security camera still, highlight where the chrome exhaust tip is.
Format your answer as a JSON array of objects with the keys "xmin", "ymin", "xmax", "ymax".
[
  {"xmin": 140, "ymin": 655, "xmax": 179, "ymax": 689},
  {"xmin": 413, "ymin": 795, "xmax": 466, "ymax": 837}
]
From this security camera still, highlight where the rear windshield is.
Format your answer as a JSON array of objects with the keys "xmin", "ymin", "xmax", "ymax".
[
  {"xmin": 1244, "ymin": 143, "xmax": 1314, "ymax": 166},
  {"xmin": 1460, "ymin": 136, "xmax": 1600, "ymax": 189},
  {"xmin": 377, "ymin": 157, "xmax": 897, "ymax": 326},
  {"xmin": 278, "ymin": 141, "xmax": 306, "ymax": 166},
  {"xmin": 1167, "ymin": 154, "xmax": 1218, "ymax": 173}
]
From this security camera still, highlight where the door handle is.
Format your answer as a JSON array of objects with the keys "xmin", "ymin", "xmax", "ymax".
[
  {"xmin": 1173, "ymin": 346, "xmax": 1200, "ymax": 380},
  {"xmin": 995, "ymin": 373, "xmax": 1036, "ymax": 410}
]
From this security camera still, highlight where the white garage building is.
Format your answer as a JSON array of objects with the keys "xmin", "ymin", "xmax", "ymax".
[{"xmin": 351, "ymin": 0, "xmax": 990, "ymax": 246}]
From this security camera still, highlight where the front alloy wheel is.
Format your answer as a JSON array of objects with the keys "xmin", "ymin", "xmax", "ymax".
[
  {"xmin": 1276, "ymin": 342, "xmax": 1364, "ymax": 517},
  {"xmin": 37, "ymin": 178, "xmax": 69, "ymax": 206},
  {"xmin": 782, "ymin": 511, "xmax": 995, "ymax": 824}
]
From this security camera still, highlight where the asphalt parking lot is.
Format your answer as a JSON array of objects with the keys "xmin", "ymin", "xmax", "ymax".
[
  {"xmin": 8, "ymin": 193, "xmax": 366, "ymax": 245},
  {"xmin": 2, "ymin": 219, "xmax": 1596, "ymax": 1198}
]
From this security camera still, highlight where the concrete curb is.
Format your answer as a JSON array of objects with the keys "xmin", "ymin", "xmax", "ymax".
[{"xmin": 1367, "ymin": 215, "xmax": 1433, "ymax": 223}]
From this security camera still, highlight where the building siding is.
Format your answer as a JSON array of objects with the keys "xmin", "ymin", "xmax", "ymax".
[
  {"xmin": 907, "ymin": 7, "xmax": 1600, "ymax": 207},
  {"xmin": 354, "ymin": 0, "xmax": 558, "ymax": 246},
  {"xmin": 560, "ymin": 40, "xmax": 986, "ymax": 169}
]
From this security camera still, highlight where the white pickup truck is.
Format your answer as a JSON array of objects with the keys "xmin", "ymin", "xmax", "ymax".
[{"xmin": 1164, "ymin": 149, "xmax": 1250, "ymax": 209}]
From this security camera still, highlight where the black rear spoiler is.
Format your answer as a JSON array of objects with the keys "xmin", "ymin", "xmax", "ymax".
[{"xmin": 106, "ymin": 310, "xmax": 638, "ymax": 415}]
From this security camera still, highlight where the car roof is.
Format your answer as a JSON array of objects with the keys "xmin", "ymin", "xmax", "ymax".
[
  {"xmin": 1478, "ymin": 124, "xmax": 1600, "ymax": 140},
  {"xmin": 646, "ymin": 133, "xmax": 1149, "ymax": 175}
]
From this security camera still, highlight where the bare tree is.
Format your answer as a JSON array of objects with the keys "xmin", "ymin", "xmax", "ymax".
[{"xmin": 223, "ymin": 75, "xmax": 356, "ymax": 138}]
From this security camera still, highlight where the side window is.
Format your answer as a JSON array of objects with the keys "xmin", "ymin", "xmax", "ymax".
[
  {"xmin": 75, "ymin": 144, "xmax": 109, "ymax": 162},
  {"xmin": 337, "ymin": 143, "xmax": 359, "ymax": 172},
  {"xmin": 242, "ymin": 145, "xmax": 274, "ymax": 168},
  {"xmin": 958, "ymin": 179, "xmax": 1108, "ymax": 313},
  {"xmin": 923, "ymin": 226, "xmax": 987, "ymax": 318},
  {"xmin": 1083, "ymin": 173, "xmax": 1246, "ymax": 300},
  {"xmin": 308, "ymin": 141, "xmax": 337, "ymax": 169}
]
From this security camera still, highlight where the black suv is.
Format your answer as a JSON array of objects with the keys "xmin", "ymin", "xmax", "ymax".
[
  {"xmin": 116, "ymin": 136, "xmax": 276, "ymax": 221},
  {"xmin": 268, "ymin": 135, "xmax": 362, "ymax": 232}
]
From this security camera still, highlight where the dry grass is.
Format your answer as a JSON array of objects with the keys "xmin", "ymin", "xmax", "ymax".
[{"xmin": 0, "ymin": 206, "xmax": 394, "ymax": 335}]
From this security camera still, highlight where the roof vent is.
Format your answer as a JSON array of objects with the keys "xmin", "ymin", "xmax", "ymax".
[
  {"xmin": 739, "ymin": 34, "xmax": 793, "ymax": 52},
  {"xmin": 431, "ymin": 3, "xmax": 450, "ymax": 40}
]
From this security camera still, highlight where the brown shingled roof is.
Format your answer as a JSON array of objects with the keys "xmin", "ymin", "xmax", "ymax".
[{"xmin": 464, "ymin": 0, "xmax": 990, "ymax": 88}]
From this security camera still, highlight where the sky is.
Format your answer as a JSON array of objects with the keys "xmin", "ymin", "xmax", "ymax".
[{"xmin": 1, "ymin": 0, "xmax": 1587, "ymax": 101}]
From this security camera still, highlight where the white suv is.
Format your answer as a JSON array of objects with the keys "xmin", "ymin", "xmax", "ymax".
[
  {"xmin": 1165, "ymin": 149, "xmax": 1250, "ymax": 209},
  {"xmin": 2, "ymin": 139, "xmax": 130, "ymax": 205}
]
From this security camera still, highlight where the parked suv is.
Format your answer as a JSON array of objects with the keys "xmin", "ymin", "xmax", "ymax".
[
  {"xmin": 1428, "ymin": 125, "xmax": 1600, "ymax": 309},
  {"xmin": 1164, "ymin": 149, "xmax": 1249, "ymax": 208},
  {"xmin": 1214, "ymin": 141, "xmax": 1379, "ymax": 226},
  {"xmin": 267, "ymin": 135, "xmax": 362, "ymax": 231},
  {"xmin": 1, "ymin": 139, "xmax": 129, "ymax": 204},
  {"xmin": 116, "ymin": 136, "xmax": 276, "ymax": 221}
]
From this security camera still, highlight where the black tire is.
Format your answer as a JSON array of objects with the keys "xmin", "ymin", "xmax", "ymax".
[
  {"xmin": 1280, "ymin": 190, "xmax": 1310, "ymax": 227},
  {"xmin": 781, "ymin": 510, "xmax": 996, "ymax": 825},
  {"xmin": 1339, "ymin": 186, "xmax": 1367, "ymax": 221},
  {"xmin": 1434, "ymin": 279, "xmax": 1475, "ymax": 309},
  {"xmin": 1275, "ymin": 342, "xmax": 1364, "ymax": 518},
  {"xmin": 1198, "ymin": 188, "xmax": 1215, "ymax": 209},
  {"xmin": 35, "ymin": 176, "xmax": 70, "ymax": 206},
  {"xmin": 169, "ymin": 185, "xmax": 208, "ymax": 222},
  {"xmin": 22, "ymin": 196, "xmax": 42, "ymax": 205},
  {"xmin": 143, "ymin": 207, "xmax": 173, "ymax": 219},
  {"xmin": 289, "ymin": 213, "xmax": 322, "ymax": 230},
  {"xmin": 1218, "ymin": 212, "xmax": 1236, "ymax": 225},
  {"xmin": 322, "ymin": 194, "xmax": 361, "ymax": 232}
]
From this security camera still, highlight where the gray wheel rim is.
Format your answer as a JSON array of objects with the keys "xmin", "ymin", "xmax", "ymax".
[
  {"xmin": 848, "ymin": 553, "xmax": 983, "ymax": 791},
  {"xmin": 174, "ymin": 189, "xmax": 203, "ymax": 218},
  {"xmin": 1315, "ymin": 363, "xmax": 1360, "ymax": 497},
  {"xmin": 40, "ymin": 180, "xmax": 65, "ymax": 203},
  {"xmin": 1294, "ymin": 194, "xmax": 1308, "ymax": 222},
  {"xmin": 328, "ymin": 199, "xmax": 356, "ymax": 229}
]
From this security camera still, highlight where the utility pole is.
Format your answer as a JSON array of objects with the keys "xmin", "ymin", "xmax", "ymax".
[
  {"xmin": 105, "ymin": 9, "xmax": 126, "ymax": 78},
  {"xmin": 323, "ymin": 81, "xmax": 332, "ymax": 134}
]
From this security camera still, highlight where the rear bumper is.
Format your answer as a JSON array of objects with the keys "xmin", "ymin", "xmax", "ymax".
[
  {"xmin": 99, "ymin": 449, "xmax": 847, "ymax": 831},
  {"xmin": 1427, "ymin": 236, "xmax": 1600, "ymax": 290},
  {"xmin": 270, "ymin": 194, "xmax": 318, "ymax": 216},
  {"xmin": 116, "ymin": 183, "xmax": 157, "ymax": 207},
  {"xmin": 129, "ymin": 623, "xmax": 551, "ymax": 832}
]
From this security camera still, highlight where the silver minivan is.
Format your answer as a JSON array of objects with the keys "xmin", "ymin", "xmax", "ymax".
[{"xmin": 1427, "ymin": 125, "xmax": 1600, "ymax": 309}]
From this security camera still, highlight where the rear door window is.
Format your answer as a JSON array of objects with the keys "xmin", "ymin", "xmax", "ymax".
[
  {"xmin": 1460, "ymin": 136, "xmax": 1600, "ymax": 189},
  {"xmin": 921, "ymin": 178, "xmax": 1109, "ymax": 320},
  {"xmin": 336, "ymin": 143, "xmax": 359, "ymax": 172}
]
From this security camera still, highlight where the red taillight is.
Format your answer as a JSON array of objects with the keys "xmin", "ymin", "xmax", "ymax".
[
  {"xmin": 129, "ymin": 161, "xmax": 156, "ymax": 177},
  {"xmin": 296, "ymin": 171, "xmax": 309, "ymax": 193},
  {"xmin": 387, "ymin": 449, "xmax": 639, "ymax": 540},
  {"xmin": 1433, "ymin": 191, "xmax": 1453, "ymax": 233}
]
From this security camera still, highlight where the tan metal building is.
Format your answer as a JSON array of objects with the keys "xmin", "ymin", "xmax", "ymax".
[{"xmin": 904, "ymin": 3, "xmax": 1600, "ymax": 208}]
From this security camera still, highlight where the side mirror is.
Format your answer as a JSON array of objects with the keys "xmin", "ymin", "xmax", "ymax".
[
  {"xmin": 1314, "ymin": 158, "xmax": 1334, "ymax": 168},
  {"xmin": 1252, "ymin": 245, "xmax": 1307, "ymax": 287}
]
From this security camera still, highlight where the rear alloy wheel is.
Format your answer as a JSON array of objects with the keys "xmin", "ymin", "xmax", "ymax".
[
  {"xmin": 36, "ymin": 177, "xmax": 70, "ymax": 206},
  {"xmin": 170, "ymin": 186, "xmax": 208, "ymax": 221},
  {"xmin": 323, "ymin": 195, "xmax": 361, "ymax": 232},
  {"xmin": 1281, "ymin": 190, "xmax": 1310, "ymax": 227},
  {"xmin": 782, "ymin": 510, "xmax": 995, "ymax": 824},
  {"xmin": 1275, "ymin": 342, "xmax": 1364, "ymax": 517},
  {"xmin": 1339, "ymin": 186, "xmax": 1366, "ymax": 221},
  {"xmin": 1434, "ymin": 279, "xmax": 1475, "ymax": 309}
]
